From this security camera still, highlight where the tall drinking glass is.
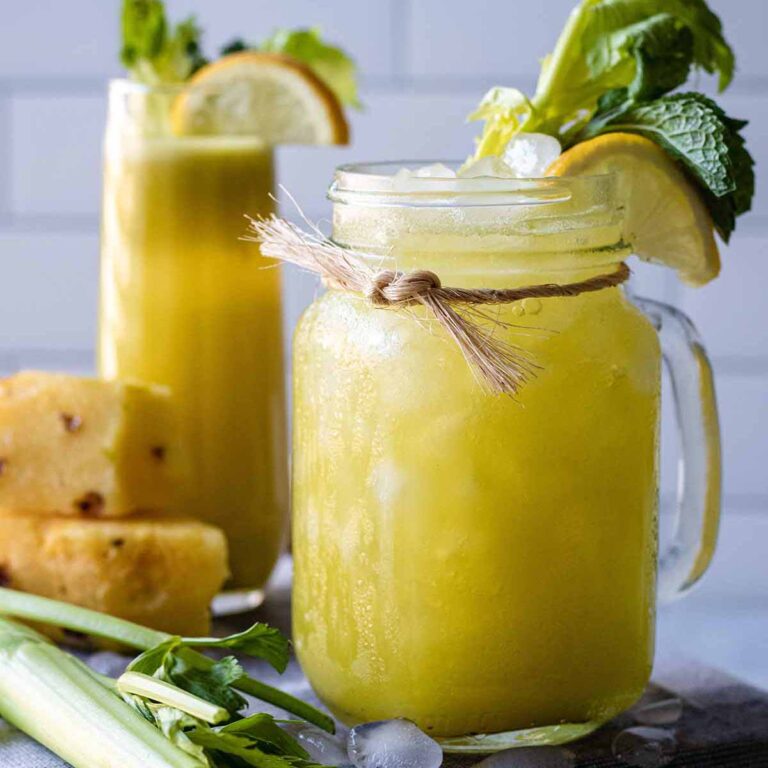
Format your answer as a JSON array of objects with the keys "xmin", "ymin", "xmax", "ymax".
[
  {"xmin": 292, "ymin": 163, "xmax": 721, "ymax": 750},
  {"xmin": 99, "ymin": 80, "xmax": 288, "ymax": 604}
]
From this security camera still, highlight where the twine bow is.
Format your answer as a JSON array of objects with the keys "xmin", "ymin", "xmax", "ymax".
[{"xmin": 246, "ymin": 213, "xmax": 630, "ymax": 396}]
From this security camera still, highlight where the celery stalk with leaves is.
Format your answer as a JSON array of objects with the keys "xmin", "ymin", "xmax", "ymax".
[
  {"xmin": 0, "ymin": 588, "xmax": 336, "ymax": 768},
  {"xmin": 469, "ymin": 0, "xmax": 754, "ymax": 242},
  {"xmin": 121, "ymin": 0, "xmax": 360, "ymax": 110}
]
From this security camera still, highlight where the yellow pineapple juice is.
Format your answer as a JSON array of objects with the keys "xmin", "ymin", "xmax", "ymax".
[
  {"xmin": 99, "ymin": 81, "xmax": 287, "ymax": 590},
  {"xmin": 293, "ymin": 167, "xmax": 660, "ymax": 742}
]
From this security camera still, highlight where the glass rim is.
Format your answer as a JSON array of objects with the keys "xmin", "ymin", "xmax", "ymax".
[
  {"xmin": 329, "ymin": 160, "xmax": 618, "ymax": 209},
  {"xmin": 108, "ymin": 77, "xmax": 187, "ymax": 96}
]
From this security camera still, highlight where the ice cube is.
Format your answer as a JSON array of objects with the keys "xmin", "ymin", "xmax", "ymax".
[
  {"xmin": 632, "ymin": 698, "xmax": 683, "ymax": 726},
  {"xmin": 413, "ymin": 163, "xmax": 457, "ymax": 179},
  {"xmin": 347, "ymin": 718, "xmax": 443, "ymax": 768},
  {"xmin": 288, "ymin": 725, "xmax": 350, "ymax": 765},
  {"xmin": 458, "ymin": 156, "xmax": 518, "ymax": 179},
  {"xmin": 502, "ymin": 132, "xmax": 562, "ymax": 178},
  {"xmin": 475, "ymin": 746, "xmax": 575, "ymax": 767},
  {"xmin": 612, "ymin": 727, "xmax": 676, "ymax": 767}
]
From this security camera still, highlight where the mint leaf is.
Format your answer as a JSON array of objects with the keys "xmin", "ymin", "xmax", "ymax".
[
  {"xmin": 260, "ymin": 28, "xmax": 361, "ymax": 108},
  {"xmin": 586, "ymin": 92, "xmax": 754, "ymax": 241},
  {"xmin": 120, "ymin": 0, "xmax": 207, "ymax": 84},
  {"xmin": 184, "ymin": 623, "xmax": 290, "ymax": 673}
]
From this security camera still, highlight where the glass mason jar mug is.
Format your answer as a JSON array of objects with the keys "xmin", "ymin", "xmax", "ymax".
[
  {"xmin": 292, "ymin": 163, "xmax": 721, "ymax": 750},
  {"xmin": 99, "ymin": 80, "xmax": 288, "ymax": 605}
]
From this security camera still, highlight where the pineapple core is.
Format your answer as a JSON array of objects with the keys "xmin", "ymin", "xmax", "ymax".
[{"xmin": 0, "ymin": 371, "xmax": 183, "ymax": 517}]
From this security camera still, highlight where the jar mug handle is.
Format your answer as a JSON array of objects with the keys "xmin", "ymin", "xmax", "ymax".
[{"xmin": 635, "ymin": 297, "xmax": 722, "ymax": 603}]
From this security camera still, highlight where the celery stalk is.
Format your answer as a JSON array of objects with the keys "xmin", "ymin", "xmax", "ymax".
[
  {"xmin": 0, "ymin": 588, "xmax": 335, "ymax": 733},
  {"xmin": 0, "ymin": 588, "xmax": 165, "ymax": 649},
  {"xmin": 0, "ymin": 618, "xmax": 203, "ymax": 768},
  {"xmin": 118, "ymin": 672, "xmax": 229, "ymax": 724}
]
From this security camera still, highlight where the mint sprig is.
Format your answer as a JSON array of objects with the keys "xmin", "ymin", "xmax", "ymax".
[
  {"xmin": 469, "ymin": 0, "xmax": 754, "ymax": 242},
  {"xmin": 579, "ymin": 93, "xmax": 754, "ymax": 241}
]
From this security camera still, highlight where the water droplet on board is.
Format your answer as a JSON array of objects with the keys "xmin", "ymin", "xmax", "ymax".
[
  {"xmin": 474, "ymin": 745, "xmax": 575, "ymax": 767},
  {"xmin": 612, "ymin": 726, "xmax": 676, "ymax": 767}
]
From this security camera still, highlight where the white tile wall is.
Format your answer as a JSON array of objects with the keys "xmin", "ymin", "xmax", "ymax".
[
  {"xmin": 0, "ymin": 1, "xmax": 120, "ymax": 79},
  {"xmin": 164, "ymin": 0, "xmax": 399, "ymax": 79},
  {"xmin": 0, "ymin": 0, "xmax": 766, "ymax": 684},
  {"xmin": 0, "ymin": 233, "xmax": 99, "ymax": 349},
  {"xmin": 10, "ymin": 94, "xmax": 105, "ymax": 217},
  {"xmin": 680, "ymin": 233, "xmax": 768, "ymax": 361},
  {"xmin": 407, "ymin": 0, "xmax": 576, "ymax": 81}
]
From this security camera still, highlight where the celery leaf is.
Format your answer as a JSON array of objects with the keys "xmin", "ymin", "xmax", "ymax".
[
  {"xmin": 168, "ymin": 655, "xmax": 248, "ymax": 715},
  {"xmin": 260, "ymin": 28, "xmax": 361, "ymax": 108},
  {"xmin": 183, "ymin": 623, "xmax": 290, "ymax": 673},
  {"xmin": 470, "ymin": 0, "xmax": 734, "ymax": 152},
  {"xmin": 121, "ymin": 0, "xmax": 207, "ymax": 84}
]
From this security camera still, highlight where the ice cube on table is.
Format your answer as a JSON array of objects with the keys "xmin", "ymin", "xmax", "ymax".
[
  {"xmin": 285, "ymin": 725, "xmax": 350, "ymax": 765},
  {"xmin": 347, "ymin": 718, "xmax": 443, "ymax": 768},
  {"xmin": 458, "ymin": 156, "xmax": 518, "ymax": 179},
  {"xmin": 612, "ymin": 726, "xmax": 676, "ymax": 767},
  {"xmin": 474, "ymin": 745, "xmax": 575, "ymax": 767},
  {"xmin": 632, "ymin": 698, "xmax": 684, "ymax": 726},
  {"xmin": 502, "ymin": 132, "xmax": 562, "ymax": 178}
]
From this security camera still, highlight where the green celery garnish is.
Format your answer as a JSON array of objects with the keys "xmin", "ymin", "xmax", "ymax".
[
  {"xmin": 469, "ymin": 0, "xmax": 754, "ymax": 241},
  {"xmin": 120, "ymin": 1, "xmax": 360, "ymax": 109},
  {"xmin": 121, "ymin": 0, "xmax": 207, "ymax": 84},
  {"xmin": 260, "ymin": 28, "xmax": 361, "ymax": 109},
  {"xmin": 0, "ymin": 588, "xmax": 337, "ymax": 767}
]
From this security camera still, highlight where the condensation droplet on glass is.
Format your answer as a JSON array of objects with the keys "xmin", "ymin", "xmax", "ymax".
[
  {"xmin": 633, "ymin": 698, "xmax": 684, "ymax": 726},
  {"xmin": 522, "ymin": 298, "xmax": 543, "ymax": 315},
  {"xmin": 474, "ymin": 744, "xmax": 576, "ymax": 767},
  {"xmin": 612, "ymin": 726, "xmax": 676, "ymax": 767}
]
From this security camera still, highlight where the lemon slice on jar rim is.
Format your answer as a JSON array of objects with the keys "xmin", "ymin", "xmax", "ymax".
[
  {"xmin": 548, "ymin": 133, "xmax": 720, "ymax": 286},
  {"xmin": 170, "ymin": 51, "xmax": 349, "ymax": 145}
]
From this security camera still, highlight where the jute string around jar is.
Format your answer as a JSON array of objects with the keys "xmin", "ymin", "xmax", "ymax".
[{"xmin": 247, "ymin": 212, "xmax": 630, "ymax": 396}]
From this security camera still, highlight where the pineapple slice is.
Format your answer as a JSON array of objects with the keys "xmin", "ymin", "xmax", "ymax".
[
  {"xmin": 0, "ymin": 371, "xmax": 185, "ymax": 517},
  {"xmin": 0, "ymin": 515, "xmax": 228, "ymax": 637}
]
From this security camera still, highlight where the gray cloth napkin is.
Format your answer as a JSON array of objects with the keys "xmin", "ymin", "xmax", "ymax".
[{"xmin": 1, "ymin": 584, "xmax": 767, "ymax": 767}]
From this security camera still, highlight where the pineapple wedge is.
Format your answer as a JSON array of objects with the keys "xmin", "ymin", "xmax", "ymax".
[
  {"xmin": 0, "ymin": 516, "xmax": 228, "ymax": 637},
  {"xmin": 0, "ymin": 371, "xmax": 184, "ymax": 517}
]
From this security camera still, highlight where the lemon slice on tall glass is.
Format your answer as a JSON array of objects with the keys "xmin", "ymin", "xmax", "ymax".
[
  {"xmin": 548, "ymin": 133, "xmax": 720, "ymax": 286},
  {"xmin": 171, "ymin": 51, "xmax": 349, "ymax": 144}
]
